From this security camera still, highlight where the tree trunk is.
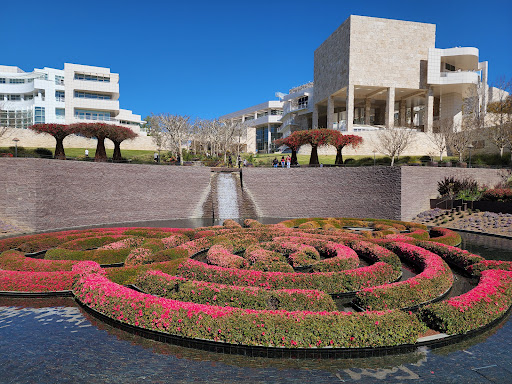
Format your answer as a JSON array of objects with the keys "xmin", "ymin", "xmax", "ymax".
[
  {"xmin": 309, "ymin": 144, "xmax": 319, "ymax": 165},
  {"xmin": 95, "ymin": 136, "xmax": 107, "ymax": 162},
  {"xmin": 335, "ymin": 147, "xmax": 344, "ymax": 165},
  {"xmin": 112, "ymin": 141, "xmax": 122, "ymax": 162},
  {"xmin": 54, "ymin": 137, "xmax": 66, "ymax": 160},
  {"xmin": 440, "ymin": 151, "xmax": 443, "ymax": 161},
  {"xmin": 500, "ymin": 147, "xmax": 504, "ymax": 158},
  {"xmin": 291, "ymin": 149, "xmax": 298, "ymax": 165},
  {"xmin": 390, "ymin": 156, "xmax": 395, "ymax": 166}
]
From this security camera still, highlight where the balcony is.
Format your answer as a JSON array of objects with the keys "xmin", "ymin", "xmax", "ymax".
[
  {"xmin": 72, "ymin": 79, "xmax": 119, "ymax": 94},
  {"xmin": 438, "ymin": 70, "xmax": 480, "ymax": 84},
  {"xmin": 73, "ymin": 98, "xmax": 119, "ymax": 112}
]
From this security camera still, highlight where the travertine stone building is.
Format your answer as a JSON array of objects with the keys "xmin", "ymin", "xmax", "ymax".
[{"xmin": 222, "ymin": 15, "xmax": 494, "ymax": 154}]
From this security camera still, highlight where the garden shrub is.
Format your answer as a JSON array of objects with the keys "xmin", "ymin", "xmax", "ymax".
[
  {"xmin": 420, "ymin": 270, "xmax": 512, "ymax": 334},
  {"xmin": 136, "ymin": 270, "xmax": 336, "ymax": 312},
  {"xmin": 0, "ymin": 270, "xmax": 74, "ymax": 292},
  {"xmin": 74, "ymin": 270, "xmax": 426, "ymax": 348},
  {"xmin": 0, "ymin": 250, "xmax": 78, "ymax": 271}
]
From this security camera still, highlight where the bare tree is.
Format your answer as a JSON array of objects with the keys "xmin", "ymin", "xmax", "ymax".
[
  {"xmin": 486, "ymin": 77, "xmax": 512, "ymax": 157},
  {"xmin": 428, "ymin": 118, "xmax": 453, "ymax": 161},
  {"xmin": 218, "ymin": 119, "xmax": 240, "ymax": 162},
  {"xmin": 376, "ymin": 126, "xmax": 416, "ymax": 166},
  {"xmin": 445, "ymin": 122, "xmax": 475, "ymax": 162},
  {"xmin": 151, "ymin": 113, "xmax": 192, "ymax": 165}
]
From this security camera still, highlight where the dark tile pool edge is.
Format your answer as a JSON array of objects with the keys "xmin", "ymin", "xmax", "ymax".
[
  {"xmin": 0, "ymin": 290, "xmax": 73, "ymax": 298},
  {"xmin": 73, "ymin": 296, "xmax": 512, "ymax": 359}
]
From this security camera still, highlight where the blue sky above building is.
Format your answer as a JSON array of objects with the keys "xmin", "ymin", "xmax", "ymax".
[{"xmin": 3, "ymin": 0, "xmax": 510, "ymax": 120}]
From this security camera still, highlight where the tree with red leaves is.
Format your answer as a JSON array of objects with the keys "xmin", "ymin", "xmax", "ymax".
[
  {"xmin": 304, "ymin": 129, "xmax": 334, "ymax": 165},
  {"xmin": 106, "ymin": 125, "xmax": 138, "ymax": 162},
  {"xmin": 72, "ymin": 123, "xmax": 112, "ymax": 162},
  {"xmin": 329, "ymin": 131, "xmax": 363, "ymax": 165},
  {"xmin": 274, "ymin": 130, "xmax": 309, "ymax": 165},
  {"xmin": 29, "ymin": 124, "xmax": 77, "ymax": 160}
]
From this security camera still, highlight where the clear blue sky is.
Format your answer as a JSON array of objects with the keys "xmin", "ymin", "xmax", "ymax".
[{"xmin": 2, "ymin": 0, "xmax": 511, "ymax": 119}]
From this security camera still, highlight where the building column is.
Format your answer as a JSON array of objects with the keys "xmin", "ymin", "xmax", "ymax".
[
  {"xmin": 425, "ymin": 87, "xmax": 434, "ymax": 133},
  {"xmin": 327, "ymin": 95, "xmax": 334, "ymax": 130},
  {"xmin": 399, "ymin": 99, "xmax": 406, "ymax": 127},
  {"xmin": 385, "ymin": 87, "xmax": 395, "ymax": 128},
  {"xmin": 313, "ymin": 104, "xmax": 319, "ymax": 129},
  {"xmin": 346, "ymin": 84, "xmax": 354, "ymax": 132},
  {"xmin": 364, "ymin": 98, "xmax": 371, "ymax": 125},
  {"xmin": 409, "ymin": 106, "xmax": 414, "ymax": 126}
]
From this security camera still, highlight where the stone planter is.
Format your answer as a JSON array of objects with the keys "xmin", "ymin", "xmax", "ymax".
[
  {"xmin": 428, "ymin": 161, "xmax": 438, "ymax": 167},
  {"xmin": 457, "ymin": 162, "xmax": 468, "ymax": 168}
]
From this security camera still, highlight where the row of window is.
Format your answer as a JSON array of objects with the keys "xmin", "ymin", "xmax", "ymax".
[
  {"xmin": 0, "ymin": 78, "xmax": 35, "ymax": 84},
  {"xmin": 74, "ymin": 91, "xmax": 112, "ymax": 100},
  {"xmin": 1, "ymin": 93, "xmax": 38, "ymax": 101},
  {"xmin": 74, "ymin": 109, "xmax": 112, "ymax": 121},
  {"xmin": 0, "ymin": 109, "xmax": 33, "ymax": 129},
  {"xmin": 74, "ymin": 73, "xmax": 110, "ymax": 82}
]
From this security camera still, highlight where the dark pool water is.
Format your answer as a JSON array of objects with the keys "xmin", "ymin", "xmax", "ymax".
[{"xmin": 1, "ymin": 226, "xmax": 512, "ymax": 383}]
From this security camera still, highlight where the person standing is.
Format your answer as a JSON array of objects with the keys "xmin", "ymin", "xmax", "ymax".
[
  {"xmin": 154, "ymin": 152, "xmax": 159, "ymax": 163},
  {"xmin": 228, "ymin": 155, "xmax": 233, "ymax": 167},
  {"xmin": 286, "ymin": 155, "xmax": 291, "ymax": 168},
  {"xmin": 272, "ymin": 157, "xmax": 278, "ymax": 168},
  {"xmin": 85, "ymin": 149, "xmax": 89, "ymax": 159},
  {"xmin": 281, "ymin": 156, "xmax": 285, "ymax": 168},
  {"xmin": 237, "ymin": 155, "xmax": 241, "ymax": 168}
]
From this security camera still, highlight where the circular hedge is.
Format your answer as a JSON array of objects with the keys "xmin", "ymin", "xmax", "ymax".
[{"xmin": 1, "ymin": 218, "xmax": 511, "ymax": 353}]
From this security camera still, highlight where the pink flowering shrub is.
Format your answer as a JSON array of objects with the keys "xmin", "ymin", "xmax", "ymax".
[
  {"xmin": 212, "ymin": 233, "xmax": 259, "ymax": 253},
  {"xmin": 136, "ymin": 270, "xmax": 336, "ymax": 312},
  {"xmin": 420, "ymin": 270, "xmax": 512, "ymax": 333},
  {"xmin": 0, "ymin": 270, "xmax": 74, "ymax": 292},
  {"xmin": 416, "ymin": 241, "xmax": 484, "ymax": 273},
  {"xmin": 223, "ymin": 219, "xmax": 242, "ymax": 229},
  {"xmin": 175, "ymin": 237, "xmax": 213, "ymax": 257},
  {"xmin": 0, "ymin": 250, "xmax": 78, "ymax": 271},
  {"xmin": 125, "ymin": 248, "xmax": 153, "ymax": 267},
  {"xmin": 206, "ymin": 245, "xmax": 247, "ymax": 268},
  {"xmin": 161, "ymin": 234, "xmax": 189, "ymax": 249},
  {"xmin": 59, "ymin": 235, "xmax": 129, "ymax": 250},
  {"xmin": 243, "ymin": 246, "xmax": 293, "ymax": 272},
  {"xmin": 176, "ymin": 259, "xmax": 396, "ymax": 293},
  {"xmin": 73, "ymin": 270, "xmax": 425, "ymax": 348},
  {"xmin": 347, "ymin": 241, "xmax": 401, "ymax": 271},
  {"xmin": 99, "ymin": 237, "xmax": 144, "ymax": 250},
  {"xmin": 428, "ymin": 227, "xmax": 462, "ymax": 246},
  {"xmin": 469, "ymin": 260, "xmax": 512, "ymax": 276},
  {"xmin": 45, "ymin": 247, "xmax": 131, "ymax": 265},
  {"xmin": 355, "ymin": 242, "xmax": 453, "ymax": 310}
]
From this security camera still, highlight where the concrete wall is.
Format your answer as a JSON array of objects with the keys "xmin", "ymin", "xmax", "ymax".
[
  {"xmin": 0, "ymin": 158, "xmax": 212, "ymax": 231},
  {"xmin": 0, "ymin": 159, "xmax": 506, "ymax": 232}
]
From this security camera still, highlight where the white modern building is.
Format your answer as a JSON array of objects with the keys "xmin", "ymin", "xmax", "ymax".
[
  {"xmin": 0, "ymin": 63, "xmax": 143, "ymax": 132},
  {"xmin": 221, "ymin": 15, "xmax": 502, "ymax": 155}
]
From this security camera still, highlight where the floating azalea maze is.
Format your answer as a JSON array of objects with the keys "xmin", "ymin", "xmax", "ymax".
[{"xmin": 1, "ymin": 218, "xmax": 512, "ymax": 358}]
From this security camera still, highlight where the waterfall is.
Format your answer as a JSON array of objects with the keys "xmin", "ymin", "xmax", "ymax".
[{"xmin": 216, "ymin": 173, "xmax": 239, "ymax": 219}]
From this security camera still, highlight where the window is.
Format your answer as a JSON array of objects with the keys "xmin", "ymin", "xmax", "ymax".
[
  {"xmin": 24, "ymin": 94, "xmax": 34, "ymax": 100},
  {"xmin": 55, "ymin": 91, "xmax": 65, "ymax": 102},
  {"xmin": 0, "ymin": 109, "xmax": 33, "ymax": 129},
  {"xmin": 35, "ymin": 107, "xmax": 45, "ymax": 124},
  {"xmin": 7, "ymin": 95, "xmax": 21, "ymax": 101},
  {"xmin": 74, "ymin": 73, "xmax": 110, "ymax": 82},
  {"xmin": 445, "ymin": 63, "xmax": 456, "ymax": 72},
  {"xmin": 270, "ymin": 109, "xmax": 283, "ymax": 115},
  {"xmin": 55, "ymin": 75, "xmax": 64, "ymax": 85},
  {"xmin": 74, "ymin": 109, "xmax": 111, "ymax": 121},
  {"xmin": 74, "ymin": 91, "xmax": 111, "ymax": 100},
  {"xmin": 55, "ymin": 108, "xmax": 65, "ymax": 119},
  {"xmin": 0, "ymin": 78, "xmax": 5, "ymax": 83},
  {"xmin": 9, "ymin": 78, "xmax": 25, "ymax": 84},
  {"xmin": 298, "ymin": 96, "xmax": 308, "ymax": 109}
]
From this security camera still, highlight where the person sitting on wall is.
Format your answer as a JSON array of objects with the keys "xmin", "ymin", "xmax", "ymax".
[
  {"xmin": 154, "ymin": 152, "xmax": 159, "ymax": 163},
  {"xmin": 272, "ymin": 158, "xmax": 278, "ymax": 168},
  {"xmin": 85, "ymin": 149, "xmax": 89, "ymax": 159},
  {"xmin": 286, "ymin": 155, "xmax": 291, "ymax": 168},
  {"xmin": 281, "ymin": 156, "xmax": 285, "ymax": 168}
]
